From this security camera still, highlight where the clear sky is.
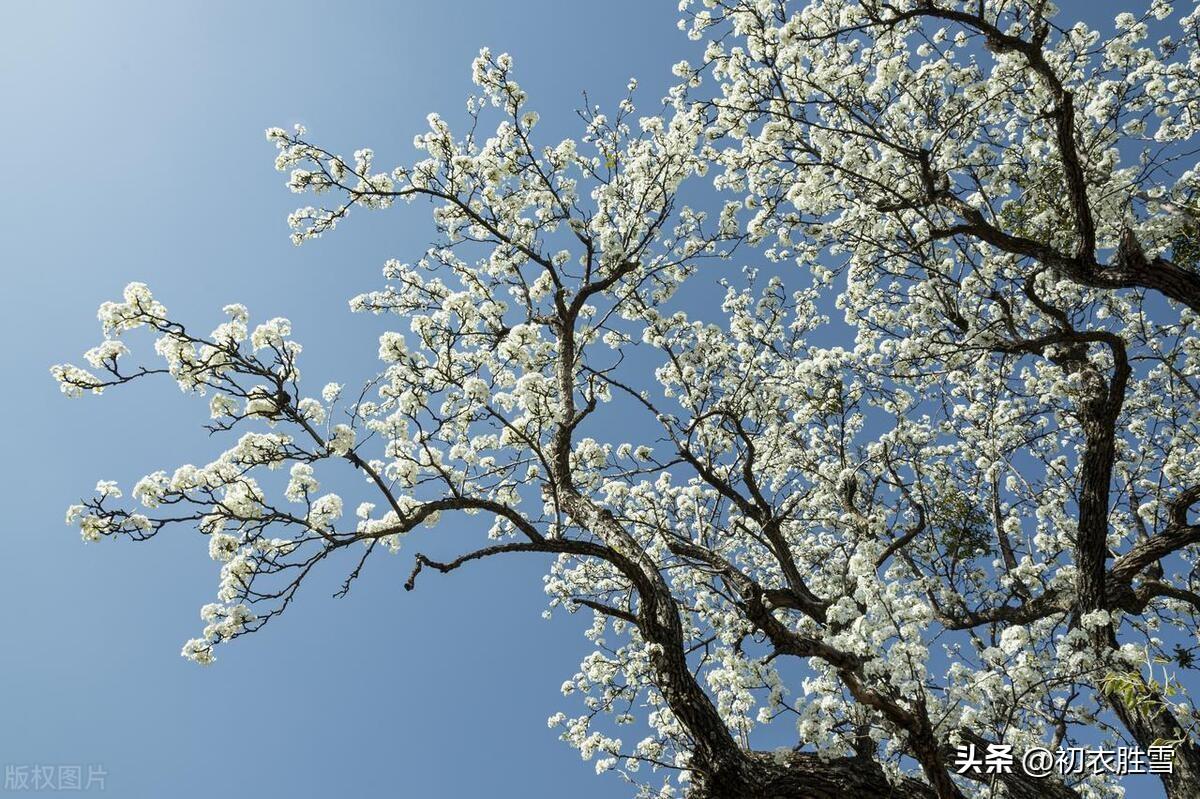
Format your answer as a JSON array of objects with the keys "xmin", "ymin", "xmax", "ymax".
[
  {"xmin": 0, "ymin": 1, "xmax": 1162, "ymax": 798},
  {"xmin": 0, "ymin": 2, "xmax": 683, "ymax": 797}
]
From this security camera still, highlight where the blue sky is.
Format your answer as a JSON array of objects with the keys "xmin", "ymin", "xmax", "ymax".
[
  {"xmin": 0, "ymin": 2, "xmax": 683, "ymax": 797},
  {"xmin": 0, "ymin": 1, "xmax": 1170, "ymax": 798}
]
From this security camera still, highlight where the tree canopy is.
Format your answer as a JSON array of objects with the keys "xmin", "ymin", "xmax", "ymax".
[{"xmin": 52, "ymin": 2, "xmax": 1200, "ymax": 797}]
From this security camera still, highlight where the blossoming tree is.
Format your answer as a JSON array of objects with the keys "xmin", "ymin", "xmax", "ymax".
[{"xmin": 52, "ymin": 2, "xmax": 1200, "ymax": 797}]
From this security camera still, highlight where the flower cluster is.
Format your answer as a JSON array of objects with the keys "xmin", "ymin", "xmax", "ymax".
[{"xmin": 53, "ymin": 7, "xmax": 1200, "ymax": 797}]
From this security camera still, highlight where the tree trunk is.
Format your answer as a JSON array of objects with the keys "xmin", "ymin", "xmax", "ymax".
[
  {"xmin": 1108, "ymin": 690, "xmax": 1200, "ymax": 799},
  {"xmin": 688, "ymin": 752, "xmax": 938, "ymax": 799}
]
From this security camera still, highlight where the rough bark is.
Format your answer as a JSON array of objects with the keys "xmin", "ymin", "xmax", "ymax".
[
  {"xmin": 688, "ymin": 752, "xmax": 939, "ymax": 799},
  {"xmin": 1109, "ymin": 691, "xmax": 1200, "ymax": 799}
]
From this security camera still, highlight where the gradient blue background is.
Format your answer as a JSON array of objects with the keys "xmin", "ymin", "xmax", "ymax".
[
  {"xmin": 0, "ymin": 2, "xmax": 1161, "ymax": 798},
  {"xmin": 1, "ymin": 2, "xmax": 682, "ymax": 797}
]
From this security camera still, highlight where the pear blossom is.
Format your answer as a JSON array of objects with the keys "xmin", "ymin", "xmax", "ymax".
[{"xmin": 51, "ymin": 8, "xmax": 1200, "ymax": 798}]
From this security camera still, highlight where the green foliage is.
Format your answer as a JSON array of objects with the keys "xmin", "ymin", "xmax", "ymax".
[
  {"xmin": 1169, "ymin": 220, "xmax": 1199, "ymax": 272},
  {"xmin": 933, "ymin": 488, "xmax": 992, "ymax": 562},
  {"xmin": 1167, "ymin": 196, "xmax": 1200, "ymax": 271},
  {"xmin": 1101, "ymin": 659, "xmax": 1200, "ymax": 749}
]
